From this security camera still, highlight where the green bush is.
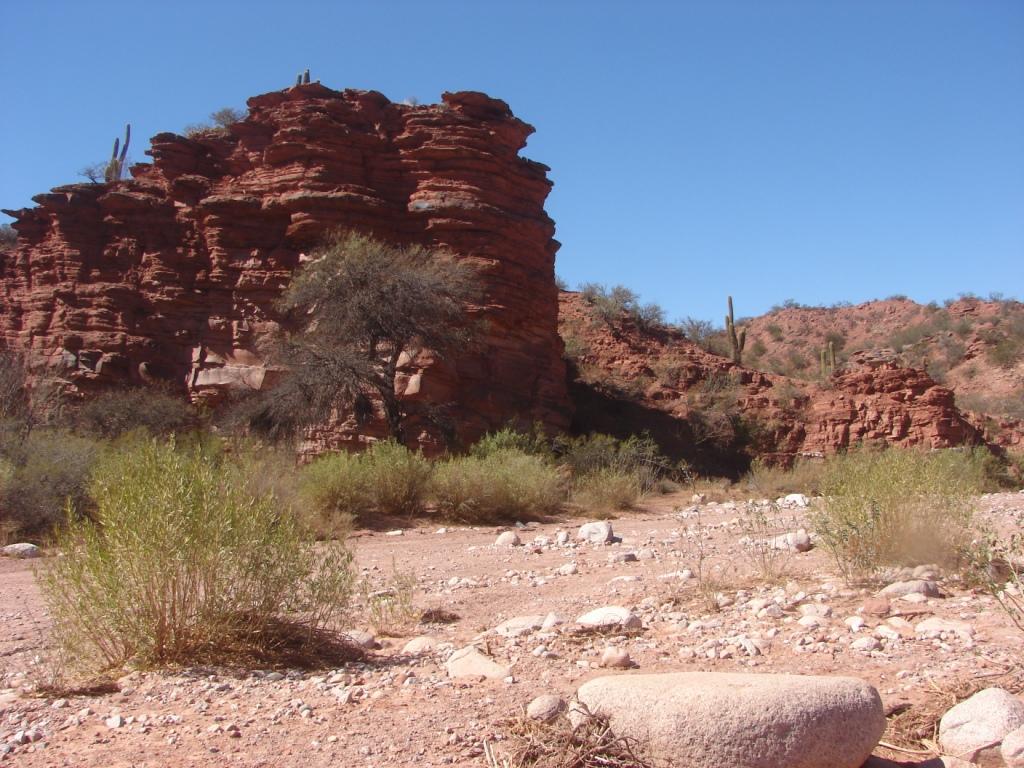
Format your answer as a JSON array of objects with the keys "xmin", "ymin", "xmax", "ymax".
[
  {"xmin": 432, "ymin": 448, "xmax": 564, "ymax": 523},
  {"xmin": 0, "ymin": 429, "xmax": 100, "ymax": 538},
  {"xmin": 470, "ymin": 425, "xmax": 552, "ymax": 460},
  {"xmin": 74, "ymin": 387, "xmax": 194, "ymax": 438},
  {"xmin": 812, "ymin": 447, "xmax": 989, "ymax": 582},
  {"xmin": 578, "ymin": 282, "xmax": 665, "ymax": 331},
  {"xmin": 300, "ymin": 440, "xmax": 431, "ymax": 531},
  {"xmin": 744, "ymin": 457, "xmax": 825, "ymax": 497},
  {"xmin": 571, "ymin": 468, "xmax": 641, "ymax": 514},
  {"xmin": 41, "ymin": 439, "xmax": 353, "ymax": 673},
  {"xmin": 556, "ymin": 433, "xmax": 671, "ymax": 494}
]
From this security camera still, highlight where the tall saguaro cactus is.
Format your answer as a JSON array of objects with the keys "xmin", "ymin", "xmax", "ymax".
[
  {"xmin": 104, "ymin": 124, "xmax": 131, "ymax": 183},
  {"xmin": 725, "ymin": 295, "xmax": 746, "ymax": 365},
  {"xmin": 820, "ymin": 340, "xmax": 837, "ymax": 379}
]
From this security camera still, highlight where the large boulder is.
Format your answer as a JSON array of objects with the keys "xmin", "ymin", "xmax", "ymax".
[
  {"xmin": 573, "ymin": 671, "xmax": 885, "ymax": 768},
  {"xmin": 938, "ymin": 688, "xmax": 1024, "ymax": 764},
  {"xmin": 1, "ymin": 543, "xmax": 40, "ymax": 559}
]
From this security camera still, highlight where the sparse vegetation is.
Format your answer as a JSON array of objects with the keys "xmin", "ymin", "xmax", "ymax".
[
  {"xmin": 240, "ymin": 230, "xmax": 479, "ymax": 443},
  {"xmin": 0, "ymin": 223, "xmax": 16, "ymax": 247},
  {"xmin": 578, "ymin": 283, "xmax": 665, "ymax": 331},
  {"xmin": 73, "ymin": 387, "xmax": 195, "ymax": 438},
  {"xmin": 743, "ymin": 457, "xmax": 824, "ymax": 497},
  {"xmin": 812, "ymin": 447, "xmax": 990, "ymax": 583},
  {"xmin": 41, "ymin": 439, "xmax": 354, "ymax": 674},
  {"xmin": 432, "ymin": 448, "xmax": 565, "ymax": 523},
  {"xmin": 184, "ymin": 107, "xmax": 247, "ymax": 137},
  {"xmin": 0, "ymin": 429, "xmax": 100, "ymax": 538},
  {"xmin": 739, "ymin": 503, "xmax": 791, "ymax": 582},
  {"xmin": 679, "ymin": 316, "xmax": 716, "ymax": 349},
  {"xmin": 300, "ymin": 440, "xmax": 432, "ymax": 531},
  {"xmin": 571, "ymin": 468, "xmax": 641, "ymax": 515}
]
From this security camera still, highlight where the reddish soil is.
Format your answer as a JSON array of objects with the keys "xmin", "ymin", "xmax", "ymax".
[{"xmin": 3, "ymin": 490, "xmax": 1022, "ymax": 766}]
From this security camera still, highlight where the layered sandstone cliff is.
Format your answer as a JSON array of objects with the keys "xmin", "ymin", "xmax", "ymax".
[
  {"xmin": 0, "ymin": 84, "xmax": 569, "ymax": 451},
  {"xmin": 559, "ymin": 292, "xmax": 984, "ymax": 471}
]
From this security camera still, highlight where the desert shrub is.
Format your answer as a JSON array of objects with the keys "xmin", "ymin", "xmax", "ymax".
[
  {"xmin": 0, "ymin": 223, "xmax": 16, "ymax": 247},
  {"xmin": 571, "ymin": 468, "xmax": 641, "ymax": 514},
  {"xmin": 578, "ymin": 282, "xmax": 665, "ymax": 331},
  {"xmin": 358, "ymin": 560, "xmax": 418, "ymax": 635},
  {"xmin": 971, "ymin": 532, "xmax": 1024, "ymax": 634},
  {"xmin": 679, "ymin": 316, "xmax": 716, "ymax": 349},
  {"xmin": 0, "ymin": 429, "xmax": 100, "ymax": 538},
  {"xmin": 300, "ymin": 440, "xmax": 431, "ymax": 531},
  {"xmin": 812, "ymin": 447, "xmax": 988, "ymax": 582},
  {"xmin": 74, "ymin": 387, "xmax": 194, "ymax": 438},
  {"xmin": 40, "ymin": 439, "xmax": 354, "ymax": 673},
  {"xmin": 556, "ymin": 432, "xmax": 672, "ymax": 494},
  {"xmin": 985, "ymin": 333, "xmax": 1022, "ymax": 369},
  {"xmin": 957, "ymin": 391, "xmax": 1024, "ymax": 421},
  {"xmin": 432, "ymin": 448, "xmax": 564, "ymax": 523},
  {"xmin": 743, "ymin": 458, "xmax": 824, "ymax": 497},
  {"xmin": 824, "ymin": 331, "xmax": 846, "ymax": 352},
  {"xmin": 739, "ymin": 503, "xmax": 791, "ymax": 582},
  {"xmin": 766, "ymin": 323, "xmax": 784, "ymax": 342},
  {"xmin": 183, "ymin": 106, "xmax": 247, "ymax": 137},
  {"xmin": 470, "ymin": 425, "xmax": 552, "ymax": 460},
  {"xmin": 561, "ymin": 332, "xmax": 590, "ymax": 361}
]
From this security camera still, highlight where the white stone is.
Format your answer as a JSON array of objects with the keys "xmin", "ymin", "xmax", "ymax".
[
  {"xmin": 576, "ymin": 606, "xmax": 641, "ymax": 630},
  {"xmin": 578, "ymin": 521, "xmax": 614, "ymax": 544},
  {"xmin": 782, "ymin": 493, "xmax": 810, "ymax": 507},
  {"xmin": 938, "ymin": 688, "xmax": 1024, "ymax": 763},
  {"xmin": 445, "ymin": 646, "xmax": 510, "ymax": 680},
  {"xmin": 878, "ymin": 579, "xmax": 939, "ymax": 598},
  {"xmin": 573, "ymin": 672, "xmax": 885, "ymax": 768},
  {"xmin": 850, "ymin": 636, "xmax": 880, "ymax": 652},
  {"xmin": 1, "ymin": 543, "xmax": 40, "ymax": 558},
  {"xmin": 527, "ymin": 694, "xmax": 565, "ymax": 722},
  {"xmin": 599, "ymin": 647, "xmax": 632, "ymax": 668},
  {"xmin": 493, "ymin": 615, "xmax": 545, "ymax": 638},
  {"xmin": 915, "ymin": 617, "xmax": 974, "ymax": 641},
  {"xmin": 1001, "ymin": 724, "xmax": 1024, "ymax": 768},
  {"xmin": 495, "ymin": 531, "xmax": 521, "ymax": 547},
  {"xmin": 557, "ymin": 562, "xmax": 578, "ymax": 576},
  {"xmin": 343, "ymin": 630, "xmax": 379, "ymax": 649},
  {"xmin": 402, "ymin": 636, "xmax": 437, "ymax": 655}
]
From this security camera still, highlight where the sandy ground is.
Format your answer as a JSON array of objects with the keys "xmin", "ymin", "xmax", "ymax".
[{"xmin": 2, "ymin": 489, "xmax": 1022, "ymax": 767}]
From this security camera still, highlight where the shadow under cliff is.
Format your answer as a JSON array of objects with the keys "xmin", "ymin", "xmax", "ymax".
[{"xmin": 567, "ymin": 379, "xmax": 754, "ymax": 480}]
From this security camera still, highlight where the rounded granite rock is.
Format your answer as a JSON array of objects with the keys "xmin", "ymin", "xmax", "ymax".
[{"xmin": 573, "ymin": 671, "xmax": 885, "ymax": 768}]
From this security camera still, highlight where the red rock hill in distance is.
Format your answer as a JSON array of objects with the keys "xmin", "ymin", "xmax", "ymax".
[{"xmin": 0, "ymin": 83, "xmax": 569, "ymax": 452}]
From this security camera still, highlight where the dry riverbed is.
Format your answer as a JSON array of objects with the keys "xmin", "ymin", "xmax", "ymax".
[{"xmin": 2, "ymin": 490, "xmax": 1023, "ymax": 767}]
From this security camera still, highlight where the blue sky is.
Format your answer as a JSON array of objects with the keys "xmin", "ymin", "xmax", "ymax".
[{"xmin": 2, "ymin": 1, "xmax": 1021, "ymax": 323}]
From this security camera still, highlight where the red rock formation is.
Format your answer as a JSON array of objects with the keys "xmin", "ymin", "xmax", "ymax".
[
  {"xmin": 0, "ymin": 84, "xmax": 569, "ymax": 451},
  {"xmin": 559, "ymin": 292, "xmax": 985, "ymax": 470}
]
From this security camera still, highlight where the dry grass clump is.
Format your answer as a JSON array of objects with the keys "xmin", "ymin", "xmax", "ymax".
[
  {"xmin": 432, "ymin": 448, "xmax": 565, "ymax": 523},
  {"xmin": 743, "ymin": 457, "xmax": 825, "ymax": 498},
  {"xmin": 40, "ymin": 439, "xmax": 355, "ymax": 675},
  {"xmin": 571, "ymin": 469, "xmax": 641, "ymax": 515},
  {"xmin": 882, "ymin": 668, "xmax": 1024, "ymax": 756},
  {"xmin": 739, "ymin": 503, "xmax": 792, "ymax": 582},
  {"xmin": 812, "ymin": 447, "xmax": 989, "ymax": 583},
  {"xmin": 487, "ymin": 709, "xmax": 654, "ymax": 768},
  {"xmin": 299, "ymin": 440, "xmax": 432, "ymax": 531}
]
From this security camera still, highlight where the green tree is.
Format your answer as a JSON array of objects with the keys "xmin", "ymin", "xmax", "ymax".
[{"xmin": 244, "ymin": 231, "xmax": 479, "ymax": 442}]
